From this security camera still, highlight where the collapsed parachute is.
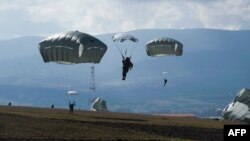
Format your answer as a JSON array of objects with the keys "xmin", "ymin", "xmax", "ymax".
[
  {"xmin": 112, "ymin": 33, "xmax": 138, "ymax": 58},
  {"xmin": 145, "ymin": 37, "xmax": 183, "ymax": 57},
  {"xmin": 91, "ymin": 97, "xmax": 108, "ymax": 112},
  {"xmin": 222, "ymin": 88, "xmax": 250, "ymax": 123},
  {"xmin": 38, "ymin": 31, "xmax": 107, "ymax": 64}
]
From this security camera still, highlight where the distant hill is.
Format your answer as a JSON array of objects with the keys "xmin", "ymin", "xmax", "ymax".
[{"xmin": 0, "ymin": 29, "xmax": 249, "ymax": 116}]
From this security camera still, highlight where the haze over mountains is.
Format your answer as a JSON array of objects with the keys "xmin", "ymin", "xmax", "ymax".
[{"xmin": 0, "ymin": 29, "xmax": 249, "ymax": 116}]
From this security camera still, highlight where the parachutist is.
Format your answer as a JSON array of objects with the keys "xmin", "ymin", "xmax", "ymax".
[
  {"xmin": 69, "ymin": 101, "xmax": 76, "ymax": 114},
  {"xmin": 164, "ymin": 79, "xmax": 168, "ymax": 87},
  {"xmin": 112, "ymin": 33, "xmax": 138, "ymax": 80},
  {"xmin": 122, "ymin": 57, "xmax": 133, "ymax": 80}
]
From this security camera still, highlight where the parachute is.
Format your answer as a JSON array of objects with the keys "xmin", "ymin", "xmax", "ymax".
[
  {"xmin": 38, "ymin": 31, "xmax": 107, "ymax": 64},
  {"xmin": 145, "ymin": 37, "xmax": 183, "ymax": 57},
  {"xmin": 162, "ymin": 72, "xmax": 168, "ymax": 87},
  {"xmin": 67, "ymin": 90, "xmax": 78, "ymax": 96},
  {"xmin": 162, "ymin": 72, "xmax": 168, "ymax": 75},
  {"xmin": 112, "ymin": 33, "xmax": 138, "ymax": 43},
  {"xmin": 162, "ymin": 72, "xmax": 168, "ymax": 81},
  {"xmin": 112, "ymin": 32, "xmax": 138, "ymax": 58},
  {"xmin": 222, "ymin": 88, "xmax": 250, "ymax": 123},
  {"xmin": 67, "ymin": 90, "xmax": 78, "ymax": 104},
  {"xmin": 112, "ymin": 32, "xmax": 138, "ymax": 80},
  {"xmin": 91, "ymin": 97, "xmax": 108, "ymax": 112},
  {"xmin": 145, "ymin": 38, "xmax": 183, "ymax": 85},
  {"xmin": 38, "ymin": 31, "xmax": 106, "ymax": 106}
]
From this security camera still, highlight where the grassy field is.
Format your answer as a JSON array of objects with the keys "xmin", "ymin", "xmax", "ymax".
[{"xmin": 0, "ymin": 105, "xmax": 245, "ymax": 141}]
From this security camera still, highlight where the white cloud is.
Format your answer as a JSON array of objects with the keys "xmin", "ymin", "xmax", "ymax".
[
  {"xmin": 188, "ymin": 0, "xmax": 250, "ymax": 30},
  {"xmin": 0, "ymin": 2, "xmax": 18, "ymax": 10},
  {"xmin": 0, "ymin": 0, "xmax": 250, "ymax": 38}
]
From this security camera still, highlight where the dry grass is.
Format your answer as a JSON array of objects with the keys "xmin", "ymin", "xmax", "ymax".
[{"xmin": 0, "ymin": 105, "xmax": 245, "ymax": 141}]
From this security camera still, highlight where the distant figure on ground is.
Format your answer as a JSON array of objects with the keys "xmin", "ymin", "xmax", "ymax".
[
  {"xmin": 122, "ymin": 57, "xmax": 133, "ymax": 80},
  {"xmin": 69, "ymin": 101, "xmax": 76, "ymax": 114},
  {"xmin": 164, "ymin": 79, "xmax": 168, "ymax": 87},
  {"xmin": 8, "ymin": 102, "xmax": 11, "ymax": 107},
  {"xmin": 51, "ymin": 104, "xmax": 54, "ymax": 109}
]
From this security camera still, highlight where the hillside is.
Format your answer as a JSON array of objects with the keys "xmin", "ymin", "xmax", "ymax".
[
  {"xmin": 0, "ymin": 105, "xmax": 244, "ymax": 141},
  {"xmin": 0, "ymin": 29, "xmax": 250, "ymax": 115}
]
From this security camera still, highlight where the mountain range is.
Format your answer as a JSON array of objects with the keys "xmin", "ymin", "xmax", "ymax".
[{"xmin": 0, "ymin": 29, "xmax": 249, "ymax": 116}]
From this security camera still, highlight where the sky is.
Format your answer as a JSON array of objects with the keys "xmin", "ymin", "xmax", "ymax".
[
  {"xmin": 0, "ymin": 0, "xmax": 250, "ymax": 39},
  {"xmin": 0, "ymin": 0, "xmax": 250, "ymax": 114}
]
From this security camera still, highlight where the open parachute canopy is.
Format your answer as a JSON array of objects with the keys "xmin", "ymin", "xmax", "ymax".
[
  {"xmin": 38, "ymin": 31, "xmax": 107, "ymax": 64},
  {"xmin": 112, "ymin": 33, "xmax": 138, "ymax": 57},
  {"xmin": 112, "ymin": 33, "xmax": 138, "ymax": 43},
  {"xmin": 67, "ymin": 90, "xmax": 78, "ymax": 96},
  {"xmin": 146, "ymin": 37, "xmax": 183, "ymax": 57},
  {"xmin": 162, "ymin": 72, "xmax": 168, "ymax": 75}
]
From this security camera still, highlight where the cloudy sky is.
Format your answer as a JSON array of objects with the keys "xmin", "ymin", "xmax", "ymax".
[{"xmin": 0, "ymin": 0, "xmax": 249, "ymax": 39}]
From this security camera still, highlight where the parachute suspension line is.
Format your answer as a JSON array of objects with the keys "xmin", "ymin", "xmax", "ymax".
[
  {"xmin": 66, "ymin": 85, "xmax": 71, "ymax": 102},
  {"xmin": 98, "ymin": 0, "xmax": 125, "ymax": 59},
  {"xmin": 114, "ymin": 42, "xmax": 125, "ymax": 59},
  {"xmin": 128, "ymin": 42, "xmax": 138, "ymax": 58}
]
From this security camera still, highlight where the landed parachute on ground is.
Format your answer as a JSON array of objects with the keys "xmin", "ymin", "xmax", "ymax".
[
  {"xmin": 222, "ymin": 88, "xmax": 250, "ymax": 123},
  {"xmin": 112, "ymin": 32, "xmax": 138, "ymax": 58},
  {"xmin": 145, "ymin": 37, "xmax": 183, "ymax": 57},
  {"xmin": 38, "ymin": 31, "xmax": 107, "ymax": 64},
  {"xmin": 91, "ymin": 97, "xmax": 108, "ymax": 112}
]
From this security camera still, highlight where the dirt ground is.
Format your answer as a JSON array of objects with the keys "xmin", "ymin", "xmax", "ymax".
[{"xmin": 0, "ymin": 105, "xmax": 245, "ymax": 141}]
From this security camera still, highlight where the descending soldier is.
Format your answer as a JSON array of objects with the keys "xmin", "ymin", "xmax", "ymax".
[
  {"xmin": 164, "ymin": 79, "xmax": 168, "ymax": 87},
  {"xmin": 122, "ymin": 57, "xmax": 133, "ymax": 80}
]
